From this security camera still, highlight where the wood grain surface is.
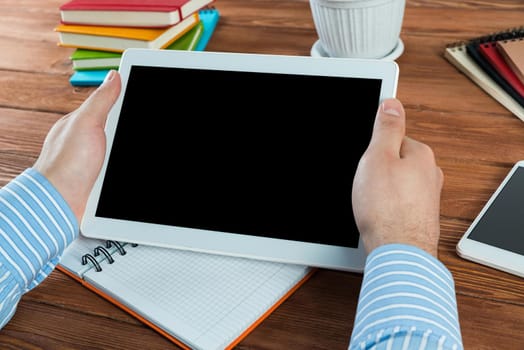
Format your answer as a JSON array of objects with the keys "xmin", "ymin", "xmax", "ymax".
[{"xmin": 0, "ymin": 0, "xmax": 523, "ymax": 349}]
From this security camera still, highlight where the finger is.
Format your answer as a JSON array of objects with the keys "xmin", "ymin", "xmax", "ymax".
[
  {"xmin": 400, "ymin": 136, "xmax": 443, "ymax": 185},
  {"xmin": 437, "ymin": 166, "xmax": 444, "ymax": 189},
  {"xmin": 77, "ymin": 70, "xmax": 122, "ymax": 127},
  {"xmin": 400, "ymin": 136, "xmax": 433, "ymax": 159},
  {"xmin": 368, "ymin": 98, "xmax": 406, "ymax": 157},
  {"xmin": 399, "ymin": 135, "xmax": 417, "ymax": 157}
]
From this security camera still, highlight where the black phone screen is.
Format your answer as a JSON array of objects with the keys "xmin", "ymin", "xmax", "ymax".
[{"xmin": 468, "ymin": 166, "xmax": 524, "ymax": 255}]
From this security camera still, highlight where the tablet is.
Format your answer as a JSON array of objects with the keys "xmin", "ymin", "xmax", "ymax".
[
  {"xmin": 81, "ymin": 48, "xmax": 399, "ymax": 272},
  {"xmin": 457, "ymin": 160, "xmax": 524, "ymax": 278}
]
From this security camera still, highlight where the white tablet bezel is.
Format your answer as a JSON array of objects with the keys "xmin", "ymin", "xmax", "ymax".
[
  {"xmin": 457, "ymin": 160, "xmax": 524, "ymax": 277},
  {"xmin": 81, "ymin": 48, "xmax": 399, "ymax": 272}
]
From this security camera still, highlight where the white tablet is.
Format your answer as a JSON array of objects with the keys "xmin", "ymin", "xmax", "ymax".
[
  {"xmin": 81, "ymin": 48, "xmax": 399, "ymax": 272},
  {"xmin": 457, "ymin": 160, "xmax": 524, "ymax": 278}
]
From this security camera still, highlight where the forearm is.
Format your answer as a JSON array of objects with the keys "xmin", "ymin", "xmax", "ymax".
[
  {"xmin": 349, "ymin": 244, "xmax": 463, "ymax": 350},
  {"xmin": 0, "ymin": 168, "xmax": 78, "ymax": 327}
]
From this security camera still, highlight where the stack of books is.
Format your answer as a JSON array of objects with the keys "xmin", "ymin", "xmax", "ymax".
[
  {"xmin": 444, "ymin": 26, "xmax": 524, "ymax": 122},
  {"xmin": 55, "ymin": 0, "xmax": 220, "ymax": 86}
]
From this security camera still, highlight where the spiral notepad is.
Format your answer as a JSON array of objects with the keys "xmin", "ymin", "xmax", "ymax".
[
  {"xmin": 57, "ymin": 236, "xmax": 313, "ymax": 350},
  {"xmin": 444, "ymin": 26, "xmax": 524, "ymax": 122}
]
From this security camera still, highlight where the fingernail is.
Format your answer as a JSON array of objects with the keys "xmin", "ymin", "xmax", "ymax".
[
  {"xmin": 102, "ymin": 70, "xmax": 116, "ymax": 85},
  {"xmin": 381, "ymin": 99, "xmax": 401, "ymax": 117}
]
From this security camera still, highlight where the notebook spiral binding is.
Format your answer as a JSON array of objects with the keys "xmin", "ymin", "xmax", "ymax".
[
  {"xmin": 446, "ymin": 26, "xmax": 524, "ymax": 49},
  {"xmin": 81, "ymin": 240, "xmax": 138, "ymax": 272},
  {"xmin": 472, "ymin": 26, "xmax": 524, "ymax": 45}
]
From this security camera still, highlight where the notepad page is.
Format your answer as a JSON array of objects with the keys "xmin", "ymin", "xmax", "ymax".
[{"xmin": 82, "ymin": 244, "xmax": 311, "ymax": 350}]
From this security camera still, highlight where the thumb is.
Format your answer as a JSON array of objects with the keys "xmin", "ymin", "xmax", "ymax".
[
  {"xmin": 368, "ymin": 98, "xmax": 406, "ymax": 157},
  {"xmin": 77, "ymin": 70, "xmax": 122, "ymax": 127}
]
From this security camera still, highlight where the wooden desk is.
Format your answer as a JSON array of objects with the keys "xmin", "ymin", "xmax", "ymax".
[{"xmin": 1, "ymin": 0, "xmax": 523, "ymax": 348}]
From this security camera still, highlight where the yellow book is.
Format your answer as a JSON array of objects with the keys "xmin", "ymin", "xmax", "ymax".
[{"xmin": 55, "ymin": 12, "xmax": 198, "ymax": 53}]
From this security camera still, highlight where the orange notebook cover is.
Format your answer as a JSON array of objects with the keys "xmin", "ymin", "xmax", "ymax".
[
  {"xmin": 54, "ymin": 12, "xmax": 198, "ymax": 52},
  {"xmin": 478, "ymin": 41, "xmax": 524, "ymax": 98},
  {"xmin": 497, "ymin": 38, "xmax": 524, "ymax": 86},
  {"xmin": 57, "ymin": 236, "xmax": 314, "ymax": 350}
]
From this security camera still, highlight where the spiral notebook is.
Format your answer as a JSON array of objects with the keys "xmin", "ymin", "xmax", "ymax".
[
  {"xmin": 444, "ymin": 26, "xmax": 524, "ymax": 122},
  {"xmin": 497, "ymin": 38, "xmax": 524, "ymax": 85},
  {"xmin": 477, "ymin": 41, "xmax": 524, "ymax": 98},
  {"xmin": 57, "ymin": 235, "xmax": 314, "ymax": 350}
]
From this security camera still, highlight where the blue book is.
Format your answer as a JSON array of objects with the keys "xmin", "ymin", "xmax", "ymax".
[
  {"xmin": 195, "ymin": 7, "xmax": 220, "ymax": 51},
  {"xmin": 69, "ymin": 7, "xmax": 220, "ymax": 87},
  {"xmin": 69, "ymin": 69, "xmax": 111, "ymax": 86}
]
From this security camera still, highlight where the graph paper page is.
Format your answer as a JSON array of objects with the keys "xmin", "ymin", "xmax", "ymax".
[{"xmin": 82, "ymin": 244, "xmax": 311, "ymax": 350}]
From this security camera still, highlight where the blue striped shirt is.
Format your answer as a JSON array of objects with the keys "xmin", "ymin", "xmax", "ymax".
[
  {"xmin": 0, "ymin": 169, "xmax": 463, "ymax": 350},
  {"xmin": 0, "ymin": 168, "xmax": 77, "ymax": 328},
  {"xmin": 350, "ymin": 244, "xmax": 463, "ymax": 350}
]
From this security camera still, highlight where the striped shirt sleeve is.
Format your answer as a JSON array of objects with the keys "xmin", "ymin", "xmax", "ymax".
[
  {"xmin": 349, "ymin": 244, "xmax": 463, "ymax": 350},
  {"xmin": 0, "ymin": 168, "xmax": 78, "ymax": 328}
]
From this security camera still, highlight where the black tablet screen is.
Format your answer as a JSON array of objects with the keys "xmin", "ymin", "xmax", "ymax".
[{"xmin": 95, "ymin": 65, "xmax": 382, "ymax": 248}]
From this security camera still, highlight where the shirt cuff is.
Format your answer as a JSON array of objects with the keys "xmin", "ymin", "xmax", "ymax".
[
  {"xmin": 0, "ymin": 168, "xmax": 78, "ymax": 290},
  {"xmin": 350, "ymin": 244, "xmax": 463, "ymax": 350}
]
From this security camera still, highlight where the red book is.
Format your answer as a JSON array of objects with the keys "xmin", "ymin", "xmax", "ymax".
[
  {"xmin": 59, "ymin": 0, "xmax": 215, "ymax": 28},
  {"xmin": 478, "ymin": 41, "xmax": 524, "ymax": 98}
]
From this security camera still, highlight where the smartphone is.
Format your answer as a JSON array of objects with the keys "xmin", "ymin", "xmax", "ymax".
[{"xmin": 457, "ymin": 160, "xmax": 524, "ymax": 278}]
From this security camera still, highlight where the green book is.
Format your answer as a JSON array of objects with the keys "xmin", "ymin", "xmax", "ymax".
[
  {"xmin": 168, "ymin": 19, "xmax": 204, "ymax": 51},
  {"xmin": 70, "ymin": 49, "xmax": 121, "ymax": 71},
  {"xmin": 70, "ymin": 21, "xmax": 204, "ymax": 71}
]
